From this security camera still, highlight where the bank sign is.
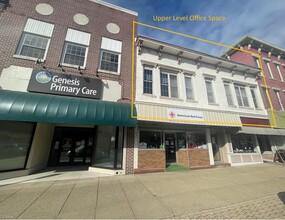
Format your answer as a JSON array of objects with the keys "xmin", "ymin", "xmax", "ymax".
[
  {"xmin": 28, "ymin": 69, "xmax": 102, "ymax": 99},
  {"xmin": 167, "ymin": 108, "xmax": 204, "ymax": 121}
]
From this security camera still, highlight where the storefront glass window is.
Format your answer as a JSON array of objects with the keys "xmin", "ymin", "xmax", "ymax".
[
  {"xmin": 187, "ymin": 133, "xmax": 207, "ymax": 149},
  {"xmin": 139, "ymin": 131, "xmax": 162, "ymax": 149},
  {"xmin": 93, "ymin": 126, "xmax": 124, "ymax": 169},
  {"xmin": 0, "ymin": 121, "xmax": 34, "ymax": 171},
  {"xmin": 231, "ymin": 134, "xmax": 255, "ymax": 153},
  {"xmin": 177, "ymin": 133, "xmax": 186, "ymax": 149}
]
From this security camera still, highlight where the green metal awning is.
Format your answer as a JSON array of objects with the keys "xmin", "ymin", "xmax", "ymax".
[{"xmin": 0, "ymin": 90, "xmax": 137, "ymax": 127}]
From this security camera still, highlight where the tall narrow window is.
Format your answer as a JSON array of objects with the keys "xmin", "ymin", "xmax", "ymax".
[
  {"xmin": 15, "ymin": 19, "xmax": 54, "ymax": 60},
  {"xmin": 264, "ymin": 60, "xmax": 274, "ymax": 78},
  {"xmin": 262, "ymin": 87, "xmax": 270, "ymax": 109},
  {"xmin": 185, "ymin": 76, "xmax": 194, "ymax": 100},
  {"xmin": 275, "ymin": 64, "xmax": 284, "ymax": 81},
  {"xmin": 234, "ymin": 85, "xmax": 249, "ymax": 107},
  {"xmin": 99, "ymin": 37, "xmax": 122, "ymax": 74},
  {"xmin": 143, "ymin": 68, "xmax": 153, "ymax": 94},
  {"xmin": 61, "ymin": 29, "xmax": 90, "ymax": 68},
  {"xmin": 250, "ymin": 88, "xmax": 259, "ymax": 108},
  {"xmin": 205, "ymin": 78, "xmax": 215, "ymax": 103},
  {"xmin": 253, "ymin": 57, "xmax": 260, "ymax": 68},
  {"xmin": 274, "ymin": 90, "xmax": 284, "ymax": 111},
  {"xmin": 160, "ymin": 71, "xmax": 178, "ymax": 98},
  {"xmin": 224, "ymin": 83, "xmax": 234, "ymax": 106}
]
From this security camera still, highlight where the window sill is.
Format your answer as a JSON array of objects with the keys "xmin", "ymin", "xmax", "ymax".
[
  {"xmin": 160, "ymin": 96, "xmax": 183, "ymax": 101},
  {"xmin": 142, "ymin": 93, "xmax": 157, "ymax": 98},
  {"xmin": 228, "ymin": 105, "xmax": 237, "ymax": 108},
  {"xmin": 13, "ymin": 55, "xmax": 44, "ymax": 62},
  {"xmin": 186, "ymin": 99, "xmax": 198, "ymax": 103},
  {"xmin": 268, "ymin": 77, "xmax": 276, "ymax": 81},
  {"xmin": 98, "ymin": 69, "xmax": 120, "ymax": 75},
  {"xmin": 61, "ymin": 63, "xmax": 86, "ymax": 70},
  {"xmin": 238, "ymin": 106, "xmax": 254, "ymax": 110},
  {"xmin": 208, "ymin": 102, "xmax": 219, "ymax": 106}
]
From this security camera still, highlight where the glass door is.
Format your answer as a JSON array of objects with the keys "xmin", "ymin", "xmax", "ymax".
[
  {"xmin": 165, "ymin": 133, "xmax": 176, "ymax": 163},
  {"xmin": 211, "ymin": 134, "xmax": 221, "ymax": 162}
]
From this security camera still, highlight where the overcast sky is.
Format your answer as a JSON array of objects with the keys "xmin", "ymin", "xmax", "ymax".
[{"xmin": 104, "ymin": 0, "xmax": 285, "ymax": 56}]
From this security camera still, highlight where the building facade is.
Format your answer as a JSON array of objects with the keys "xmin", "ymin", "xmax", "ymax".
[
  {"xmin": 0, "ymin": 0, "xmax": 138, "ymax": 179},
  {"xmin": 133, "ymin": 36, "xmax": 270, "ymax": 173},
  {"xmin": 222, "ymin": 36, "xmax": 285, "ymax": 160}
]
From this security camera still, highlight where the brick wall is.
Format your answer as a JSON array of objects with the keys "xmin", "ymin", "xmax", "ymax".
[
  {"xmin": 134, "ymin": 149, "xmax": 165, "ymax": 174},
  {"xmin": 126, "ymin": 127, "xmax": 135, "ymax": 174},
  {"xmin": 0, "ymin": 0, "xmax": 137, "ymax": 101},
  {"xmin": 177, "ymin": 149, "xmax": 210, "ymax": 168}
]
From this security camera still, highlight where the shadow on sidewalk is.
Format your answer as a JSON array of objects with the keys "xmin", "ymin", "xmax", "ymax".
[{"xmin": 278, "ymin": 192, "xmax": 285, "ymax": 205}]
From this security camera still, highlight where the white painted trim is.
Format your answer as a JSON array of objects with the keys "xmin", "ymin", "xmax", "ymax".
[{"xmin": 89, "ymin": 0, "xmax": 138, "ymax": 16}]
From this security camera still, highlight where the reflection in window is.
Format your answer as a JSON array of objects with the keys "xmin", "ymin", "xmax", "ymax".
[
  {"xmin": 186, "ymin": 133, "xmax": 207, "ymax": 149},
  {"xmin": 0, "ymin": 121, "xmax": 35, "ymax": 171},
  {"xmin": 177, "ymin": 133, "xmax": 186, "ymax": 149},
  {"xmin": 139, "ymin": 131, "xmax": 162, "ymax": 149},
  {"xmin": 231, "ymin": 134, "xmax": 255, "ymax": 153}
]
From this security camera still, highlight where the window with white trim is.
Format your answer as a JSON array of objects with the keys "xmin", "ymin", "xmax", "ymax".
[
  {"xmin": 61, "ymin": 29, "xmax": 90, "ymax": 68},
  {"xmin": 250, "ymin": 87, "xmax": 259, "ymax": 109},
  {"xmin": 205, "ymin": 78, "xmax": 216, "ymax": 103},
  {"xmin": 15, "ymin": 19, "xmax": 54, "ymax": 60},
  {"xmin": 274, "ymin": 90, "xmax": 284, "ymax": 111},
  {"xmin": 224, "ymin": 82, "xmax": 234, "ymax": 106},
  {"xmin": 143, "ymin": 68, "xmax": 153, "ymax": 94},
  {"xmin": 234, "ymin": 85, "xmax": 249, "ymax": 107},
  {"xmin": 264, "ymin": 60, "xmax": 274, "ymax": 78},
  {"xmin": 275, "ymin": 64, "xmax": 284, "ymax": 81},
  {"xmin": 160, "ymin": 71, "xmax": 178, "ymax": 98},
  {"xmin": 262, "ymin": 87, "xmax": 270, "ymax": 109},
  {"xmin": 253, "ymin": 57, "xmax": 260, "ymax": 68},
  {"xmin": 99, "ymin": 37, "xmax": 122, "ymax": 74},
  {"xmin": 185, "ymin": 75, "xmax": 194, "ymax": 100}
]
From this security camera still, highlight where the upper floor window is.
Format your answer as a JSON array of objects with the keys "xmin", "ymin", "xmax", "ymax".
[
  {"xmin": 61, "ymin": 29, "xmax": 90, "ymax": 68},
  {"xmin": 250, "ymin": 88, "xmax": 259, "ymax": 109},
  {"xmin": 275, "ymin": 64, "xmax": 284, "ymax": 82},
  {"xmin": 160, "ymin": 71, "xmax": 178, "ymax": 98},
  {"xmin": 274, "ymin": 90, "xmax": 284, "ymax": 111},
  {"xmin": 99, "ymin": 37, "xmax": 122, "ymax": 75},
  {"xmin": 253, "ymin": 57, "xmax": 260, "ymax": 68},
  {"xmin": 262, "ymin": 87, "xmax": 270, "ymax": 109},
  {"xmin": 264, "ymin": 60, "xmax": 274, "ymax": 78},
  {"xmin": 205, "ymin": 78, "xmax": 215, "ymax": 103},
  {"xmin": 185, "ymin": 75, "xmax": 194, "ymax": 100},
  {"xmin": 224, "ymin": 82, "xmax": 234, "ymax": 106},
  {"xmin": 15, "ymin": 19, "xmax": 54, "ymax": 61},
  {"xmin": 234, "ymin": 85, "xmax": 249, "ymax": 107},
  {"xmin": 143, "ymin": 68, "xmax": 153, "ymax": 94}
]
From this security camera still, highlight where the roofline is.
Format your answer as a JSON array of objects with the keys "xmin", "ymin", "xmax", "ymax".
[
  {"xmin": 89, "ymin": 0, "xmax": 138, "ymax": 16},
  {"xmin": 221, "ymin": 35, "xmax": 285, "ymax": 57},
  {"xmin": 137, "ymin": 35, "xmax": 260, "ymax": 72}
]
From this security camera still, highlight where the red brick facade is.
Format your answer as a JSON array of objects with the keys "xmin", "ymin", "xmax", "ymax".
[
  {"xmin": 134, "ymin": 149, "xmax": 166, "ymax": 174},
  {"xmin": 177, "ymin": 149, "xmax": 210, "ymax": 168}
]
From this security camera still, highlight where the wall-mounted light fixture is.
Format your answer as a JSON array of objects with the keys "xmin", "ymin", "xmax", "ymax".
[
  {"xmin": 57, "ymin": 63, "xmax": 65, "ymax": 72},
  {"xmin": 35, "ymin": 59, "xmax": 46, "ymax": 69}
]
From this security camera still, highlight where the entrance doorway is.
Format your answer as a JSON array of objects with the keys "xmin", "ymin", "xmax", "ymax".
[
  {"xmin": 211, "ymin": 134, "xmax": 221, "ymax": 162},
  {"xmin": 48, "ymin": 127, "xmax": 94, "ymax": 166},
  {"xmin": 257, "ymin": 135, "xmax": 271, "ymax": 153},
  {"xmin": 165, "ymin": 133, "xmax": 176, "ymax": 163}
]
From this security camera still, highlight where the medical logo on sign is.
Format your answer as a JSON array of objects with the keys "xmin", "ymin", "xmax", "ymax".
[
  {"xmin": 35, "ymin": 71, "xmax": 52, "ymax": 83},
  {"xmin": 169, "ymin": 111, "xmax": 175, "ymax": 118}
]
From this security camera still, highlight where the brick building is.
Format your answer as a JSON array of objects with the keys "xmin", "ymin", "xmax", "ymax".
[
  {"xmin": 222, "ymin": 36, "xmax": 285, "ymax": 160},
  {"xmin": 0, "ymin": 0, "xmax": 138, "ymax": 179}
]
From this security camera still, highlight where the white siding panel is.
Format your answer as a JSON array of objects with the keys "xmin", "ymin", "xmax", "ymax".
[
  {"xmin": 24, "ymin": 18, "xmax": 54, "ymax": 37},
  {"xmin": 101, "ymin": 37, "xmax": 122, "ymax": 53},
  {"xmin": 65, "ymin": 28, "xmax": 90, "ymax": 46}
]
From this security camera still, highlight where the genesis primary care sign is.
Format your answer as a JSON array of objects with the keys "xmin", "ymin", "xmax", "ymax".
[{"xmin": 28, "ymin": 69, "xmax": 102, "ymax": 99}]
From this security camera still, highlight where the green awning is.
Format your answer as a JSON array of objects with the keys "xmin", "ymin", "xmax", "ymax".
[{"xmin": 0, "ymin": 90, "xmax": 137, "ymax": 127}]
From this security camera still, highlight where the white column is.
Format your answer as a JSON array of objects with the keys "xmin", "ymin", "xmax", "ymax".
[
  {"xmin": 133, "ymin": 126, "xmax": 139, "ymax": 169},
  {"xmin": 206, "ymin": 128, "xmax": 214, "ymax": 165}
]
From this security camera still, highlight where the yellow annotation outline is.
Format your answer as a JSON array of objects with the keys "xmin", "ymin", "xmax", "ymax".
[{"xmin": 131, "ymin": 21, "xmax": 276, "ymax": 128}]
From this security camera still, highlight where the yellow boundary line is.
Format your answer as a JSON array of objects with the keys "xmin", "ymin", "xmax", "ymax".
[{"xmin": 131, "ymin": 21, "xmax": 276, "ymax": 128}]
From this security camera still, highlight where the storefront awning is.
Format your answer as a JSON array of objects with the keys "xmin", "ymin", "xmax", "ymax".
[
  {"xmin": 0, "ymin": 90, "xmax": 137, "ymax": 127},
  {"xmin": 238, "ymin": 126, "xmax": 285, "ymax": 136}
]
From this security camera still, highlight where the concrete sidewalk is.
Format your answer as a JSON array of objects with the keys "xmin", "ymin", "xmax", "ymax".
[{"xmin": 0, "ymin": 164, "xmax": 285, "ymax": 219}]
